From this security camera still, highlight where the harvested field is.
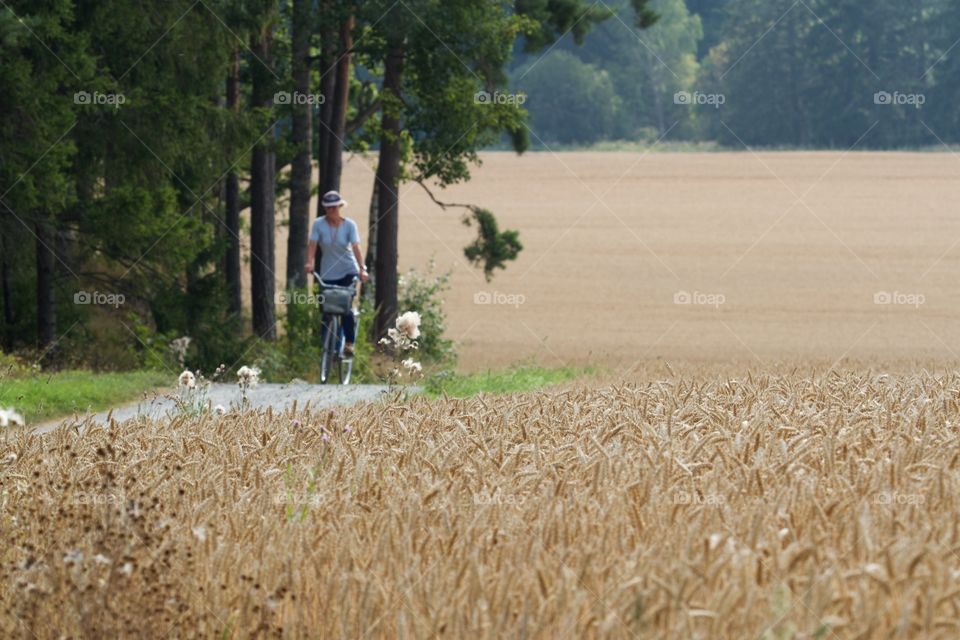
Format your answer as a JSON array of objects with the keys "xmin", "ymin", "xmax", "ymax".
[
  {"xmin": 4, "ymin": 368, "xmax": 960, "ymax": 638},
  {"xmin": 250, "ymin": 151, "xmax": 960, "ymax": 371}
]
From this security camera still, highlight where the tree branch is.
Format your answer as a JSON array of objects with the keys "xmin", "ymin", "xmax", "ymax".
[
  {"xmin": 415, "ymin": 178, "xmax": 478, "ymax": 213},
  {"xmin": 345, "ymin": 98, "xmax": 381, "ymax": 137}
]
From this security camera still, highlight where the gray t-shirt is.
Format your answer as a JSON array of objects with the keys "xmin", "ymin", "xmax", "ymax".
[{"xmin": 310, "ymin": 217, "xmax": 361, "ymax": 280}]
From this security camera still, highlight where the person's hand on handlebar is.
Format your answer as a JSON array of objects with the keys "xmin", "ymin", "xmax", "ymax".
[{"xmin": 304, "ymin": 260, "xmax": 314, "ymax": 275}]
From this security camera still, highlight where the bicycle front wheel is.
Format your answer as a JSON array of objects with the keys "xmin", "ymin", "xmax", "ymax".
[{"xmin": 320, "ymin": 314, "xmax": 340, "ymax": 384}]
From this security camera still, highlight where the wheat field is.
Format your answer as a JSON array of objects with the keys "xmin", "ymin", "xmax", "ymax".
[{"xmin": 5, "ymin": 366, "xmax": 960, "ymax": 638}]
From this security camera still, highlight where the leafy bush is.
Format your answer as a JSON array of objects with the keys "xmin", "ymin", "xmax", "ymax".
[
  {"xmin": 397, "ymin": 260, "xmax": 456, "ymax": 367},
  {"xmin": 0, "ymin": 351, "xmax": 34, "ymax": 380}
]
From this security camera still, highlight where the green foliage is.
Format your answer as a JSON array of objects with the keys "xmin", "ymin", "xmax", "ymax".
[
  {"xmin": 0, "ymin": 352, "xmax": 35, "ymax": 380},
  {"xmin": 513, "ymin": 0, "xmax": 699, "ymax": 145},
  {"xmin": 710, "ymin": 0, "xmax": 955, "ymax": 147},
  {"xmin": 126, "ymin": 314, "xmax": 182, "ymax": 373},
  {"xmin": 462, "ymin": 209, "xmax": 523, "ymax": 280},
  {"xmin": 423, "ymin": 365, "xmax": 595, "ymax": 398},
  {"xmin": 511, "ymin": 0, "xmax": 960, "ymax": 148},
  {"xmin": 515, "ymin": 0, "xmax": 654, "ymax": 50},
  {"xmin": 513, "ymin": 50, "xmax": 622, "ymax": 145}
]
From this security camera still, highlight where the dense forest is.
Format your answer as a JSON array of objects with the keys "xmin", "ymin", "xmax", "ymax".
[
  {"xmin": 515, "ymin": 0, "xmax": 960, "ymax": 148},
  {"xmin": 0, "ymin": 0, "xmax": 659, "ymax": 374},
  {"xmin": 1, "ymin": 0, "xmax": 956, "ymax": 374}
]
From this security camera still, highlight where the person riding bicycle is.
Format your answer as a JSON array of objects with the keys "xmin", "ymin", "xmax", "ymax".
[{"xmin": 304, "ymin": 190, "xmax": 369, "ymax": 357}]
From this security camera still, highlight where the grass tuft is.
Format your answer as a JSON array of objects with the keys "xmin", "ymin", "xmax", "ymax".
[
  {"xmin": 423, "ymin": 365, "xmax": 595, "ymax": 397},
  {"xmin": 0, "ymin": 369, "xmax": 170, "ymax": 424}
]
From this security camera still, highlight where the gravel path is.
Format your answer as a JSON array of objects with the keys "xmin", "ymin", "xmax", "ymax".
[{"xmin": 31, "ymin": 382, "xmax": 404, "ymax": 435}]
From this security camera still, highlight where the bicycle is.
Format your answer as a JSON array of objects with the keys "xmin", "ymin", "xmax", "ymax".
[{"xmin": 312, "ymin": 273, "xmax": 359, "ymax": 385}]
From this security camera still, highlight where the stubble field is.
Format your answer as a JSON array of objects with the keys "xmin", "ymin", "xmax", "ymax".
[{"xmin": 247, "ymin": 150, "xmax": 960, "ymax": 371}]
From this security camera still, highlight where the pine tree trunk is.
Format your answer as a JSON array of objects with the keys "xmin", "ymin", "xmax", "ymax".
[
  {"xmin": 374, "ymin": 41, "xmax": 405, "ymax": 342},
  {"xmin": 225, "ymin": 49, "xmax": 242, "ymax": 316},
  {"xmin": 250, "ymin": 30, "xmax": 277, "ymax": 340},
  {"xmin": 1, "ymin": 231, "xmax": 14, "ymax": 351},
  {"xmin": 35, "ymin": 214, "xmax": 57, "ymax": 361},
  {"xmin": 287, "ymin": 0, "xmax": 313, "ymax": 290},
  {"xmin": 314, "ymin": 5, "xmax": 338, "ymax": 267},
  {"xmin": 363, "ymin": 179, "xmax": 379, "ymax": 307},
  {"xmin": 322, "ymin": 13, "xmax": 354, "ymax": 194},
  {"xmin": 317, "ymin": 3, "xmax": 337, "ymax": 204}
]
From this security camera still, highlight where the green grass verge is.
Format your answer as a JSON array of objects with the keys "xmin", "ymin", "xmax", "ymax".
[
  {"xmin": 423, "ymin": 366, "xmax": 596, "ymax": 398},
  {"xmin": 0, "ymin": 369, "xmax": 171, "ymax": 425}
]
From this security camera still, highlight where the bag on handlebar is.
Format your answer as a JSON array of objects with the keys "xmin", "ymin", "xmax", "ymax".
[{"xmin": 320, "ymin": 287, "xmax": 353, "ymax": 315}]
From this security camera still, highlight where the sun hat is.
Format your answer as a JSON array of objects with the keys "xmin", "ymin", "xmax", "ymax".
[{"xmin": 321, "ymin": 190, "xmax": 348, "ymax": 208}]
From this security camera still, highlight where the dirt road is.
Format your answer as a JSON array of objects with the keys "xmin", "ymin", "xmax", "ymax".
[{"xmin": 31, "ymin": 382, "xmax": 401, "ymax": 435}]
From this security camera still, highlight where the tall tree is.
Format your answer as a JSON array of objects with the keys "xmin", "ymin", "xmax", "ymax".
[
  {"xmin": 316, "ymin": 0, "xmax": 337, "ymax": 205},
  {"xmin": 249, "ymin": 21, "xmax": 278, "ymax": 341},
  {"xmin": 321, "ymin": 11, "xmax": 355, "ymax": 195},
  {"xmin": 225, "ymin": 48, "xmax": 243, "ymax": 313},
  {"xmin": 287, "ymin": 0, "xmax": 313, "ymax": 289},
  {"xmin": 0, "ymin": 2, "xmax": 86, "ymax": 360},
  {"xmin": 34, "ymin": 213, "xmax": 57, "ymax": 359},
  {"xmin": 372, "ymin": 38, "xmax": 404, "ymax": 340}
]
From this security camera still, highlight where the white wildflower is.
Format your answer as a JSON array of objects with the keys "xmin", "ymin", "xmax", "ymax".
[
  {"xmin": 64, "ymin": 550, "xmax": 84, "ymax": 565},
  {"xmin": 120, "ymin": 562, "xmax": 134, "ymax": 576},
  {"xmin": 178, "ymin": 370, "xmax": 196, "ymax": 389},
  {"xmin": 0, "ymin": 407, "xmax": 25, "ymax": 428},
  {"xmin": 237, "ymin": 366, "xmax": 261, "ymax": 389},
  {"xmin": 401, "ymin": 358, "xmax": 422, "ymax": 374},
  {"xmin": 93, "ymin": 554, "xmax": 111, "ymax": 565},
  {"xmin": 192, "ymin": 526, "xmax": 207, "ymax": 542},
  {"xmin": 396, "ymin": 311, "xmax": 421, "ymax": 340},
  {"xmin": 2, "ymin": 452, "xmax": 17, "ymax": 464},
  {"xmin": 213, "ymin": 404, "xmax": 227, "ymax": 416}
]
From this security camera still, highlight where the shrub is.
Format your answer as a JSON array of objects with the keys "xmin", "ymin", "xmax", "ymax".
[{"xmin": 397, "ymin": 259, "xmax": 456, "ymax": 367}]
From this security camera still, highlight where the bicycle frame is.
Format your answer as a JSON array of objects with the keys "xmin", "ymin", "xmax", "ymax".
[{"xmin": 312, "ymin": 273, "xmax": 359, "ymax": 384}]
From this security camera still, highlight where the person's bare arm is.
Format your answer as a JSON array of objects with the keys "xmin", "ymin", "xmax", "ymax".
[
  {"xmin": 352, "ymin": 243, "xmax": 368, "ymax": 282},
  {"xmin": 305, "ymin": 239, "xmax": 317, "ymax": 274}
]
